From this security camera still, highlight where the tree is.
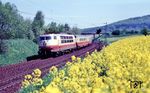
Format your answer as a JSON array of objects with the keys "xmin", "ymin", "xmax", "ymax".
[
  {"xmin": 32, "ymin": 11, "xmax": 44, "ymax": 38},
  {"xmin": 0, "ymin": 1, "xmax": 2, "ymax": 5},
  {"xmin": 121, "ymin": 29, "xmax": 127, "ymax": 35},
  {"xmin": 45, "ymin": 23, "xmax": 67, "ymax": 34},
  {"xmin": 70, "ymin": 26, "xmax": 80, "ymax": 35},
  {"xmin": 24, "ymin": 19, "xmax": 34, "ymax": 40},
  {"xmin": 0, "ymin": 2, "xmax": 13, "ymax": 39},
  {"xmin": 64, "ymin": 23, "xmax": 70, "ymax": 33},
  {"xmin": 96, "ymin": 28, "xmax": 101, "ymax": 34},
  {"xmin": 45, "ymin": 22, "xmax": 59, "ymax": 33},
  {"xmin": 112, "ymin": 30, "xmax": 120, "ymax": 35},
  {"xmin": 141, "ymin": 28, "xmax": 148, "ymax": 36},
  {"xmin": 0, "ymin": 1, "xmax": 33, "ymax": 39},
  {"xmin": 57, "ymin": 24, "xmax": 65, "ymax": 33},
  {"xmin": 44, "ymin": 22, "xmax": 80, "ymax": 35}
]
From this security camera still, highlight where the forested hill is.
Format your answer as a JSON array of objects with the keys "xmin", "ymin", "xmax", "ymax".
[
  {"xmin": 102, "ymin": 15, "xmax": 150, "ymax": 31},
  {"xmin": 82, "ymin": 15, "xmax": 150, "ymax": 33}
]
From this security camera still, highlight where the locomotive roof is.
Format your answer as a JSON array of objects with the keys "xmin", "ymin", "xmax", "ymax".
[{"xmin": 40, "ymin": 34, "xmax": 74, "ymax": 36}]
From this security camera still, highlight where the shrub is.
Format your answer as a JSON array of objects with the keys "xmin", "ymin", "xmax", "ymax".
[
  {"xmin": 0, "ymin": 40, "xmax": 8, "ymax": 54},
  {"xmin": 141, "ymin": 28, "xmax": 148, "ymax": 36},
  {"xmin": 112, "ymin": 30, "xmax": 120, "ymax": 35}
]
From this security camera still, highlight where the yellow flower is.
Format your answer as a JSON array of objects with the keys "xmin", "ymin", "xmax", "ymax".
[
  {"xmin": 49, "ymin": 66, "xmax": 58, "ymax": 76},
  {"xmin": 24, "ymin": 74, "xmax": 32, "ymax": 80},
  {"xmin": 91, "ymin": 87, "xmax": 103, "ymax": 93},
  {"xmin": 66, "ymin": 61, "xmax": 72, "ymax": 67},
  {"xmin": 21, "ymin": 79, "xmax": 30, "ymax": 88},
  {"xmin": 32, "ymin": 68, "xmax": 41, "ymax": 78},
  {"xmin": 71, "ymin": 55, "xmax": 76, "ymax": 61},
  {"xmin": 58, "ymin": 70, "xmax": 65, "ymax": 78},
  {"xmin": 32, "ymin": 78, "xmax": 43, "ymax": 86},
  {"xmin": 44, "ymin": 85, "xmax": 62, "ymax": 93}
]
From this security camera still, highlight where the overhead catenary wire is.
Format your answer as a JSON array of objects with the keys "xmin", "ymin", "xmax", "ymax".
[
  {"xmin": 17, "ymin": 10, "xmax": 76, "ymax": 26},
  {"xmin": 17, "ymin": 10, "xmax": 60, "ymax": 21}
]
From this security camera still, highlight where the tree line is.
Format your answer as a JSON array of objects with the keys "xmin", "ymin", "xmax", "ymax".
[
  {"xmin": 0, "ymin": 1, "xmax": 80, "ymax": 40},
  {"xmin": 111, "ymin": 28, "xmax": 150, "ymax": 36},
  {"xmin": 0, "ymin": 1, "xmax": 80, "ymax": 53}
]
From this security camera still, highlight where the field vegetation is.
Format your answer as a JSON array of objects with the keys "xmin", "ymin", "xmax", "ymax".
[
  {"xmin": 99, "ymin": 34, "xmax": 142, "ymax": 44},
  {"xmin": 20, "ymin": 36, "xmax": 150, "ymax": 93}
]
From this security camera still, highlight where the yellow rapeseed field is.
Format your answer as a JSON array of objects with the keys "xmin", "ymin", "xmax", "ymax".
[{"xmin": 21, "ymin": 36, "xmax": 150, "ymax": 93}]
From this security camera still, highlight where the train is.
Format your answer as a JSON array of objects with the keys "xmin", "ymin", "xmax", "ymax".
[{"xmin": 38, "ymin": 33, "xmax": 98, "ymax": 57}]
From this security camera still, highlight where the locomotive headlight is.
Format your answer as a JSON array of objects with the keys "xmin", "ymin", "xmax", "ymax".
[{"xmin": 43, "ymin": 41, "xmax": 47, "ymax": 46}]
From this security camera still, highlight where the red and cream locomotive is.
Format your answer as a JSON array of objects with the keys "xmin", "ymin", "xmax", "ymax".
[{"xmin": 38, "ymin": 33, "xmax": 94, "ymax": 56}]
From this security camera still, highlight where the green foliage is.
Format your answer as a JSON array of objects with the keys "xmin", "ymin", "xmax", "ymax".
[
  {"xmin": 19, "ymin": 84, "xmax": 40, "ymax": 93},
  {"xmin": 0, "ymin": 39, "xmax": 8, "ymax": 54},
  {"xmin": 57, "ymin": 24, "xmax": 65, "ymax": 33},
  {"xmin": 64, "ymin": 23, "xmax": 70, "ymax": 32},
  {"xmin": 0, "ymin": 1, "xmax": 79, "ymax": 41},
  {"xmin": 0, "ymin": 39, "xmax": 38, "ymax": 66},
  {"xmin": 99, "ymin": 35, "xmax": 141, "ymax": 44},
  {"xmin": 0, "ymin": 2, "xmax": 34, "ymax": 39},
  {"xmin": 45, "ymin": 22, "xmax": 60, "ymax": 33},
  {"xmin": 26, "ymin": 19, "xmax": 35, "ymax": 40},
  {"xmin": 70, "ymin": 26, "xmax": 80, "ymax": 35},
  {"xmin": 141, "ymin": 28, "xmax": 148, "ymax": 36},
  {"xmin": 32, "ymin": 11, "xmax": 44, "ymax": 38},
  {"xmin": 45, "ymin": 22, "xmax": 80, "ymax": 34},
  {"xmin": 111, "ymin": 30, "xmax": 120, "ymax": 35}
]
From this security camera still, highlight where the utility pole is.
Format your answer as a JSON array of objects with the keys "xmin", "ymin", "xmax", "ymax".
[{"xmin": 104, "ymin": 22, "xmax": 108, "ymax": 44}]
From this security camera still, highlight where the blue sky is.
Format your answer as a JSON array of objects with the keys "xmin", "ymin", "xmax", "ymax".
[{"xmin": 1, "ymin": 0, "xmax": 150, "ymax": 28}]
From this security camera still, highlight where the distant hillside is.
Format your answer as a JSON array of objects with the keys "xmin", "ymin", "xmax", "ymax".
[{"xmin": 81, "ymin": 15, "xmax": 150, "ymax": 34}]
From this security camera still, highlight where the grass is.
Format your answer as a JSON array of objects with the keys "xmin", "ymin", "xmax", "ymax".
[
  {"xmin": 99, "ymin": 34, "xmax": 142, "ymax": 44},
  {"xmin": 0, "ymin": 39, "xmax": 38, "ymax": 66}
]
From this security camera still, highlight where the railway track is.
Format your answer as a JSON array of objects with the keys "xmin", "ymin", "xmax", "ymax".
[{"xmin": 0, "ymin": 42, "xmax": 103, "ymax": 93}]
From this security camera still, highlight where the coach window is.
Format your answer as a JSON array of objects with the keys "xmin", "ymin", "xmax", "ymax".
[
  {"xmin": 46, "ymin": 36, "xmax": 51, "ymax": 40},
  {"xmin": 61, "ymin": 40, "xmax": 64, "ymax": 43},
  {"xmin": 60, "ymin": 36, "xmax": 64, "ymax": 39},
  {"xmin": 63, "ymin": 40, "xmax": 65, "ymax": 43},
  {"xmin": 40, "ymin": 37, "xmax": 45, "ymax": 40},
  {"xmin": 54, "ymin": 36, "xmax": 57, "ymax": 39}
]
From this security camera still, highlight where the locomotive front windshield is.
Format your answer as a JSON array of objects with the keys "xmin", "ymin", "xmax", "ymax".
[{"xmin": 40, "ymin": 36, "xmax": 51, "ymax": 40}]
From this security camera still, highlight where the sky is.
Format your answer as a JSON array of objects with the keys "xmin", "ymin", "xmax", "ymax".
[{"xmin": 1, "ymin": 0, "xmax": 150, "ymax": 28}]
